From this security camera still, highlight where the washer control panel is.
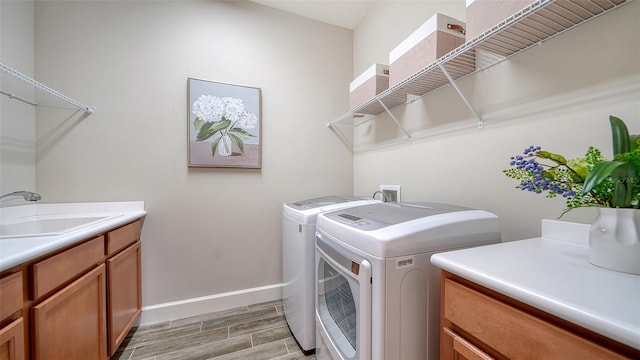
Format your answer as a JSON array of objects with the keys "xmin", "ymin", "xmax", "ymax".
[{"xmin": 332, "ymin": 213, "xmax": 386, "ymax": 230}]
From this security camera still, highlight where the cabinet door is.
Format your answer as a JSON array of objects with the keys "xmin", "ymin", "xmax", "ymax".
[
  {"xmin": 107, "ymin": 241, "xmax": 141, "ymax": 356},
  {"xmin": 32, "ymin": 265, "xmax": 107, "ymax": 360},
  {"xmin": 441, "ymin": 327, "xmax": 494, "ymax": 360},
  {"xmin": 0, "ymin": 318, "xmax": 25, "ymax": 360}
]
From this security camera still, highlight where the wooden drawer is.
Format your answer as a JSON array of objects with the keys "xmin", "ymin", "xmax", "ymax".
[
  {"xmin": 0, "ymin": 272, "xmax": 23, "ymax": 321},
  {"xmin": 106, "ymin": 220, "xmax": 141, "ymax": 256},
  {"xmin": 443, "ymin": 278, "xmax": 627, "ymax": 359},
  {"xmin": 32, "ymin": 236, "xmax": 105, "ymax": 300}
]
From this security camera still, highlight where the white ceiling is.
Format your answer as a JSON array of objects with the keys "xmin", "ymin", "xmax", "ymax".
[{"xmin": 250, "ymin": 0, "xmax": 374, "ymax": 30}]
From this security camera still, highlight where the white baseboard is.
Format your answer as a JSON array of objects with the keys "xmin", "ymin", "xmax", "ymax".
[{"xmin": 138, "ymin": 283, "xmax": 284, "ymax": 326}]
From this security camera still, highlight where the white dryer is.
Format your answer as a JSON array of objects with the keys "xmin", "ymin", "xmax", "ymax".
[
  {"xmin": 282, "ymin": 196, "xmax": 380, "ymax": 352},
  {"xmin": 315, "ymin": 202, "xmax": 501, "ymax": 360}
]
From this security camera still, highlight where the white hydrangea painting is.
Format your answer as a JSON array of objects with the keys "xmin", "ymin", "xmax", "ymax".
[{"xmin": 188, "ymin": 78, "xmax": 261, "ymax": 168}]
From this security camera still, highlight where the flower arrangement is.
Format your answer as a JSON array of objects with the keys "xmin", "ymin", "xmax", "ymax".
[
  {"xmin": 191, "ymin": 95, "xmax": 257, "ymax": 157},
  {"xmin": 503, "ymin": 116, "xmax": 640, "ymax": 215}
]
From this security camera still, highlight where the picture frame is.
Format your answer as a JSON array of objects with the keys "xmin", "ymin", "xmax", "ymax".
[{"xmin": 187, "ymin": 78, "xmax": 261, "ymax": 168}]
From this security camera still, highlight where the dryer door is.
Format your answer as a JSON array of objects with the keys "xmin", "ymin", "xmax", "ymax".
[{"xmin": 316, "ymin": 233, "xmax": 372, "ymax": 360}]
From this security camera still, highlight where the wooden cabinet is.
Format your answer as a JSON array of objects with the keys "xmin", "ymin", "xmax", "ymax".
[
  {"xmin": 106, "ymin": 237, "xmax": 141, "ymax": 355},
  {"xmin": 0, "ymin": 270, "xmax": 25, "ymax": 360},
  {"xmin": 31, "ymin": 265, "xmax": 107, "ymax": 360},
  {"xmin": 0, "ymin": 272, "xmax": 23, "ymax": 321},
  {"xmin": 0, "ymin": 218, "xmax": 143, "ymax": 360},
  {"xmin": 31, "ymin": 236, "xmax": 104, "ymax": 300},
  {"xmin": 440, "ymin": 272, "xmax": 640, "ymax": 360},
  {"xmin": 107, "ymin": 220, "xmax": 141, "ymax": 256},
  {"xmin": 0, "ymin": 318, "xmax": 25, "ymax": 360},
  {"xmin": 442, "ymin": 327, "xmax": 493, "ymax": 360}
]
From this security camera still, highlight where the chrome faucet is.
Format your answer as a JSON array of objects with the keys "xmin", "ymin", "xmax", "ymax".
[{"xmin": 0, "ymin": 191, "xmax": 42, "ymax": 204}]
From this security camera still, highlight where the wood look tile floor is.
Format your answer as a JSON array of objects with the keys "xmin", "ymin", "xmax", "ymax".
[{"xmin": 113, "ymin": 300, "xmax": 316, "ymax": 360}]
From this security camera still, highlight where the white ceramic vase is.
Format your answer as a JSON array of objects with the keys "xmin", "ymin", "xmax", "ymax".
[
  {"xmin": 218, "ymin": 134, "xmax": 233, "ymax": 156},
  {"xmin": 588, "ymin": 208, "xmax": 640, "ymax": 275}
]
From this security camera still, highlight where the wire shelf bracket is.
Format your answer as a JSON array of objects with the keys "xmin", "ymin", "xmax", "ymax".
[
  {"xmin": 438, "ymin": 63, "xmax": 483, "ymax": 128},
  {"xmin": 378, "ymin": 98, "xmax": 412, "ymax": 142}
]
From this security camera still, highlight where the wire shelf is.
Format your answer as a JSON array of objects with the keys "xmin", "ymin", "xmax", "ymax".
[
  {"xmin": 0, "ymin": 63, "xmax": 95, "ymax": 114},
  {"xmin": 329, "ymin": 0, "xmax": 630, "ymax": 136}
]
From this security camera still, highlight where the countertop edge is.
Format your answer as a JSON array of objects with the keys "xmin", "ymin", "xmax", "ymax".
[
  {"xmin": 0, "ymin": 202, "xmax": 146, "ymax": 272},
  {"xmin": 430, "ymin": 243, "xmax": 640, "ymax": 351}
]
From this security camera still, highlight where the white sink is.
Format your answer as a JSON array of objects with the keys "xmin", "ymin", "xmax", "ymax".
[{"xmin": 0, "ymin": 215, "xmax": 120, "ymax": 238}]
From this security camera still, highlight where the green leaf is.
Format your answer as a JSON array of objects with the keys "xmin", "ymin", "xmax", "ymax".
[
  {"xmin": 610, "ymin": 163, "xmax": 636, "ymax": 207},
  {"xmin": 611, "ymin": 182, "xmax": 628, "ymax": 208},
  {"xmin": 570, "ymin": 163, "xmax": 590, "ymax": 180},
  {"xmin": 630, "ymin": 134, "xmax": 640, "ymax": 151},
  {"xmin": 197, "ymin": 123, "xmax": 216, "ymax": 141},
  {"xmin": 541, "ymin": 170, "xmax": 555, "ymax": 180},
  {"xmin": 536, "ymin": 151, "xmax": 567, "ymax": 165},
  {"xmin": 228, "ymin": 127, "xmax": 255, "ymax": 140},
  {"xmin": 229, "ymin": 133, "xmax": 245, "ymax": 153},
  {"xmin": 503, "ymin": 168, "xmax": 529, "ymax": 180},
  {"xmin": 193, "ymin": 117, "xmax": 205, "ymax": 132},
  {"xmin": 609, "ymin": 116, "xmax": 630, "ymax": 156},
  {"xmin": 582, "ymin": 160, "xmax": 626, "ymax": 195},
  {"xmin": 211, "ymin": 120, "xmax": 231, "ymax": 133},
  {"xmin": 196, "ymin": 120, "xmax": 231, "ymax": 141}
]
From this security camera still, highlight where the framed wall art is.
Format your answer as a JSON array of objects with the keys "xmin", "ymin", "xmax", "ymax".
[{"xmin": 187, "ymin": 78, "xmax": 261, "ymax": 168}]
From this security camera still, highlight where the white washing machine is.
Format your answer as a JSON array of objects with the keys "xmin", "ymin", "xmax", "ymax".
[
  {"xmin": 282, "ymin": 196, "xmax": 380, "ymax": 352},
  {"xmin": 315, "ymin": 202, "xmax": 501, "ymax": 360}
]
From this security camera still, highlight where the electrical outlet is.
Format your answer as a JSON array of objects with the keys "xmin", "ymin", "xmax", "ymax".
[{"xmin": 380, "ymin": 185, "xmax": 401, "ymax": 203}]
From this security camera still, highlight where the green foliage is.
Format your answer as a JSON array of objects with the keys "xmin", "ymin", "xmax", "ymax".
[
  {"xmin": 610, "ymin": 116, "xmax": 631, "ymax": 155},
  {"xmin": 537, "ymin": 151, "xmax": 568, "ymax": 166},
  {"xmin": 581, "ymin": 116, "xmax": 639, "ymax": 208},
  {"xmin": 197, "ymin": 119, "xmax": 231, "ymax": 141},
  {"xmin": 195, "ymin": 119, "xmax": 256, "ymax": 157},
  {"xmin": 504, "ymin": 116, "xmax": 639, "ymax": 215}
]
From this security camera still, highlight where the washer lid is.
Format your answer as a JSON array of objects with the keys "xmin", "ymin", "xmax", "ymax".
[
  {"xmin": 284, "ymin": 196, "xmax": 360, "ymax": 210},
  {"xmin": 324, "ymin": 202, "xmax": 471, "ymax": 231},
  {"xmin": 283, "ymin": 196, "xmax": 380, "ymax": 225},
  {"xmin": 317, "ymin": 202, "xmax": 501, "ymax": 257}
]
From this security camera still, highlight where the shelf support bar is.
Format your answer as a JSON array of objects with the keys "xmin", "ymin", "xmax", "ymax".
[
  {"xmin": 327, "ymin": 123, "xmax": 354, "ymax": 152},
  {"xmin": 0, "ymin": 89, "xmax": 37, "ymax": 106},
  {"xmin": 377, "ymin": 98, "xmax": 412, "ymax": 142},
  {"xmin": 0, "ymin": 63, "xmax": 95, "ymax": 114},
  {"xmin": 438, "ymin": 63, "xmax": 483, "ymax": 128}
]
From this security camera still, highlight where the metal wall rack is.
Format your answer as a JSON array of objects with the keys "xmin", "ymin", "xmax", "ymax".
[
  {"xmin": 328, "ymin": 0, "xmax": 630, "ymax": 150},
  {"xmin": 0, "ymin": 63, "xmax": 95, "ymax": 114}
]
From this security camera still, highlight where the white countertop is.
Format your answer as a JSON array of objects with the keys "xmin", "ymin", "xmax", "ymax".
[
  {"xmin": 0, "ymin": 202, "xmax": 146, "ymax": 272},
  {"xmin": 430, "ymin": 220, "xmax": 640, "ymax": 350}
]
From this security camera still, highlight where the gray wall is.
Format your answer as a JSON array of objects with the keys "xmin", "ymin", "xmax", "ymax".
[
  {"xmin": 352, "ymin": 1, "xmax": 640, "ymax": 241},
  {"xmin": 1, "ymin": 1, "xmax": 36, "ymax": 194},
  {"xmin": 4, "ymin": 1, "xmax": 355, "ymax": 309}
]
